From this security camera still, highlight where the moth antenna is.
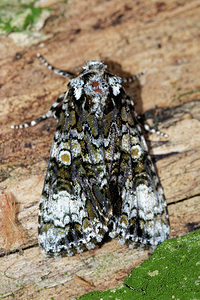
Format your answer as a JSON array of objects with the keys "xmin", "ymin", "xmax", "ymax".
[{"xmin": 37, "ymin": 53, "xmax": 75, "ymax": 79}]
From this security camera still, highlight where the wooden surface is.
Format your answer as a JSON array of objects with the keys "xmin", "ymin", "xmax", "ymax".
[{"xmin": 0, "ymin": 0, "xmax": 200, "ymax": 299}]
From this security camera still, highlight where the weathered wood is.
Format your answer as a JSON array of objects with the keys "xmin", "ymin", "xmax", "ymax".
[{"xmin": 0, "ymin": 0, "xmax": 200, "ymax": 298}]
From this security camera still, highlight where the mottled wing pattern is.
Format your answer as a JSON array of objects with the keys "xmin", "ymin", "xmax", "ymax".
[
  {"xmin": 38, "ymin": 60, "xmax": 170, "ymax": 257},
  {"xmin": 112, "ymin": 94, "xmax": 169, "ymax": 247},
  {"xmin": 38, "ymin": 96, "xmax": 113, "ymax": 256}
]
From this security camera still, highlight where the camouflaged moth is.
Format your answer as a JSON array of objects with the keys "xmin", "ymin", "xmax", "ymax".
[{"xmin": 12, "ymin": 54, "xmax": 170, "ymax": 257}]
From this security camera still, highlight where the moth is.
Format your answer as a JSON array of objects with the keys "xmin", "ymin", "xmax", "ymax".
[{"xmin": 12, "ymin": 54, "xmax": 170, "ymax": 257}]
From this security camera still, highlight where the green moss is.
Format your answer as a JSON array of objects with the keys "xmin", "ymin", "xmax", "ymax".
[
  {"xmin": 0, "ymin": 1, "xmax": 48, "ymax": 34},
  {"xmin": 77, "ymin": 230, "xmax": 200, "ymax": 299},
  {"xmin": 77, "ymin": 284, "xmax": 134, "ymax": 300}
]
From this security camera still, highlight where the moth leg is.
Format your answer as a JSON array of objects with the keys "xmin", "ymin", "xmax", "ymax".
[
  {"xmin": 143, "ymin": 123, "xmax": 168, "ymax": 137},
  {"xmin": 122, "ymin": 71, "xmax": 145, "ymax": 83},
  {"xmin": 123, "ymin": 71, "xmax": 167, "ymax": 137},
  {"xmin": 136, "ymin": 114, "xmax": 168, "ymax": 137},
  {"xmin": 37, "ymin": 53, "xmax": 75, "ymax": 79},
  {"xmin": 11, "ymin": 93, "xmax": 65, "ymax": 129}
]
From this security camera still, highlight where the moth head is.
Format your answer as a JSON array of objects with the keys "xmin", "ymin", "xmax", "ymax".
[
  {"xmin": 69, "ymin": 61, "xmax": 123, "ymax": 116},
  {"xmin": 82, "ymin": 61, "xmax": 107, "ymax": 73}
]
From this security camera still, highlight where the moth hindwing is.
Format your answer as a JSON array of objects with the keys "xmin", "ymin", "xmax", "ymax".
[{"xmin": 35, "ymin": 59, "xmax": 170, "ymax": 257}]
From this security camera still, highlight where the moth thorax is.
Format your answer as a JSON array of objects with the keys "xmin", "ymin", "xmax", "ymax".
[{"xmin": 84, "ymin": 76, "xmax": 109, "ymax": 116}]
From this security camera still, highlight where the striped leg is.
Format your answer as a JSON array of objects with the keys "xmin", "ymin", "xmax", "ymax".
[
  {"xmin": 11, "ymin": 93, "xmax": 65, "ymax": 129},
  {"xmin": 123, "ymin": 70, "xmax": 167, "ymax": 137},
  {"xmin": 122, "ymin": 71, "xmax": 145, "ymax": 83},
  {"xmin": 37, "ymin": 53, "xmax": 75, "ymax": 79},
  {"xmin": 135, "ymin": 114, "xmax": 168, "ymax": 138},
  {"xmin": 143, "ymin": 123, "xmax": 168, "ymax": 137}
]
